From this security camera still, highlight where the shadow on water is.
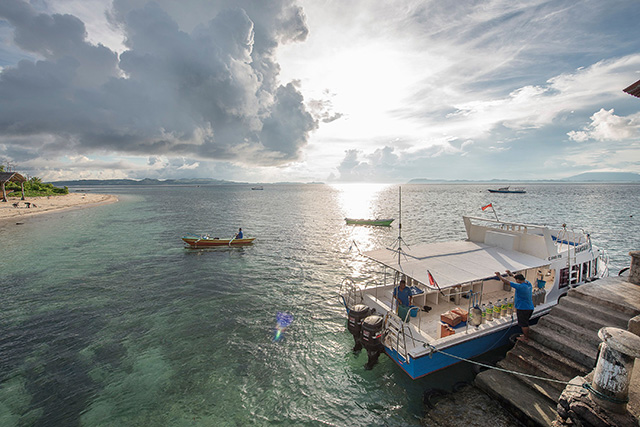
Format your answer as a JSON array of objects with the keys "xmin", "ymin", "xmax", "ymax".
[{"xmin": 0, "ymin": 308, "xmax": 107, "ymax": 426}]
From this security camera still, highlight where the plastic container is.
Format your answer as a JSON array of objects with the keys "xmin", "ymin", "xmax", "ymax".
[
  {"xmin": 409, "ymin": 305, "xmax": 418, "ymax": 317},
  {"xmin": 494, "ymin": 299, "xmax": 502, "ymax": 319}
]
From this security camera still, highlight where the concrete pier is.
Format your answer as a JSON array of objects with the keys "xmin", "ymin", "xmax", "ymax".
[{"xmin": 475, "ymin": 273, "xmax": 640, "ymax": 426}]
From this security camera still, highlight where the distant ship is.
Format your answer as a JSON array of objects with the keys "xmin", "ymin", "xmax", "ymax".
[{"xmin": 487, "ymin": 186, "xmax": 526, "ymax": 194}]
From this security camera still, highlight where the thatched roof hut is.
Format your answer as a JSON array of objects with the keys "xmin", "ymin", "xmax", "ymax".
[{"xmin": 0, "ymin": 172, "xmax": 27, "ymax": 201}]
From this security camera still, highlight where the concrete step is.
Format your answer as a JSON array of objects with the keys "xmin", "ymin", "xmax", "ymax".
[
  {"xmin": 475, "ymin": 368, "xmax": 557, "ymax": 427},
  {"xmin": 529, "ymin": 323, "xmax": 597, "ymax": 369},
  {"xmin": 569, "ymin": 280, "xmax": 640, "ymax": 317},
  {"xmin": 507, "ymin": 342, "xmax": 585, "ymax": 389},
  {"xmin": 556, "ymin": 295, "xmax": 631, "ymax": 330},
  {"xmin": 497, "ymin": 356, "xmax": 563, "ymax": 402},
  {"xmin": 536, "ymin": 313, "xmax": 601, "ymax": 348},
  {"xmin": 514, "ymin": 338, "xmax": 589, "ymax": 379}
]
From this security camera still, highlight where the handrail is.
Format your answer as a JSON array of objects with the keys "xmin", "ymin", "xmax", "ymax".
[{"xmin": 464, "ymin": 215, "xmax": 548, "ymax": 230}]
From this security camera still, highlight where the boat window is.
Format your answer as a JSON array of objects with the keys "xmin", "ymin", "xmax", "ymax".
[{"xmin": 559, "ymin": 267, "xmax": 569, "ymax": 288}]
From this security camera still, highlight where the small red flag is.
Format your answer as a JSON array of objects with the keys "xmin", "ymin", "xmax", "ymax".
[
  {"xmin": 482, "ymin": 203, "xmax": 492, "ymax": 211},
  {"xmin": 427, "ymin": 270, "xmax": 438, "ymax": 287}
]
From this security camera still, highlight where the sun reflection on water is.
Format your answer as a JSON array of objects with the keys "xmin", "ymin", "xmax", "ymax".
[
  {"xmin": 331, "ymin": 183, "xmax": 394, "ymax": 220},
  {"xmin": 332, "ymin": 183, "xmax": 397, "ymax": 278}
]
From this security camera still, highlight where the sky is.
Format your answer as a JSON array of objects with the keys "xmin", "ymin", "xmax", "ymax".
[{"xmin": 0, "ymin": 0, "xmax": 639, "ymax": 183}]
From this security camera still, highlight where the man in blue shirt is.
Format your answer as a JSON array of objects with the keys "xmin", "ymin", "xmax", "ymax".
[
  {"xmin": 495, "ymin": 270, "xmax": 534, "ymax": 342},
  {"xmin": 235, "ymin": 228, "xmax": 243, "ymax": 239},
  {"xmin": 393, "ymin": 279, "xmax": 413, "ymax": 320}
]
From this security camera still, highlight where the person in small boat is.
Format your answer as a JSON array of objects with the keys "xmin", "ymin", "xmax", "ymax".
[
  {"xmin": 393, "ymin": 279, "xmax": 412, "ymax": 319},
  {"xmin": 495, "ymin": 270, "xmax": 534, "ymax": 342},
  {"xmin": 235, "ymin": 228, "xmax": 243, "ymax": 239}
]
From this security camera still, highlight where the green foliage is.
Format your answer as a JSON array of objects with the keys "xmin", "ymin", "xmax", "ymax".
[{"xmin": 5, "ymin": 180, "xmax": 68, "ymax": 197}]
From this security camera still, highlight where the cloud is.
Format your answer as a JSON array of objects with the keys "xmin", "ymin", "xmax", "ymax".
[
  {"xmin": 567, "ymin": 108, "xmax": 640, "ymax": 142},
  {"xmin": 0, "ymin": 0, "xmax": 316, "ymax": 167}
]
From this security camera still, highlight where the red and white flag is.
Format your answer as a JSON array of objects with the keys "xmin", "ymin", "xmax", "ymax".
[
  {"xmin": 427, "ymin": 270, "xmax": 438, "ymax": 288},
  {"xmin": 481, "ymin": 203, "xmax": 493, "ymax": 211}
]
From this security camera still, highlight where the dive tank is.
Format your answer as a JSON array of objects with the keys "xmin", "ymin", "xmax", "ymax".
[
  {"xmin": 481, "ymin": 304, "xmax": 486, "ymax": 323},
  {"xmin": 470, "ymin": 306, "xmax": 483, "ymax": 326},
  {"xmin": 507, "ymin": 296, "xmax": 514, "ymax": 315},
  {"xmin": 347, "ymin": 304, "xmax": 371, "ymax": 351},
  {"xmin": 501, "ymin": 299, "xmax": 507, "ymax": 317},
  {"xmin": 494, "ymin": 299, "xmax": 502, "ymax": 319},
  {"xmin": 486, "ymin": 302, "xmax": 493, "ymax": 321},
  {"xmin": 539, "ymin": 287, "xmax": 546, "ymax": 305},
  {"xmin": 533, "ymin": 289, "xmax": 540, "ymax": 306},
  {"xmin": 360, "ymin": 314, "xmax": 385, "ymax": 370}
]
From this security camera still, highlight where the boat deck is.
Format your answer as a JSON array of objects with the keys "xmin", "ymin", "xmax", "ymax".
[{"xmin": 362, "ymin": 285, "xmax": 518, "ymax": 341}]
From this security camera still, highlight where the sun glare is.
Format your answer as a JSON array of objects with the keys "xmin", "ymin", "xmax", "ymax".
[{"xmin": 332, "ymin": 183, "xmax": 392, "ymax": 219}]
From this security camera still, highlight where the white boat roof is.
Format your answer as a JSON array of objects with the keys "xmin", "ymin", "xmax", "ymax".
[{"xmin": 363, "ymin": 240, "xmax": 550, "ymax": 289}]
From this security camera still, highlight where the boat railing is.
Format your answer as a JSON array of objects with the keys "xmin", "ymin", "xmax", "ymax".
[
  {"xmin": 339, "ymin": 277, "xmax": 363, "ymax": 312},
  {"xmin": 598, "ymin": 249, "xmax": 610, "ymax": 278},
  {"xmin": 464, "ymin": 215, "xmax": 548, "ymax": 233},
  {"xmin": 384, "ymin": 311, "xmax": 419, "ymax": 362}
]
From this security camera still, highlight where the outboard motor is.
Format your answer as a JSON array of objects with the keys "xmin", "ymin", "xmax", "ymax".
[
  {"xmin": 347, "ymin": 304, "xmax": 371, "ymax": 352},
  {"xmin": 360, "ymin": 314, "xmax": 385, "ymax": 370}
]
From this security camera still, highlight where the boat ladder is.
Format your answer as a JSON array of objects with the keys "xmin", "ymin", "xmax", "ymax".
[
  {"xmin": 557, "ymin": 225, "xmax": 585, "ymax": 287},
  {"xmin": 383, "ymin": 311, "xmax": 418, "ymax": 363},
  {"xmin": 339, "ymin": 277, "xmax": 363, "ymax": 312}
]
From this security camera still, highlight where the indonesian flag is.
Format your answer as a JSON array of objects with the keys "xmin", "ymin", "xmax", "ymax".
[
  {"xmin": 427, "ymin": 270, "xmax": 438, "ymax": 288},
  {"xmin": 482, "ymin": 203, "xmax": 492, "ymax": 211}
]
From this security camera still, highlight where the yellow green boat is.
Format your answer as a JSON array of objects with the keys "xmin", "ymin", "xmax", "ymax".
[{"xmin": 345, "ymin": 218, "xmax": 394, "ymax": 226}]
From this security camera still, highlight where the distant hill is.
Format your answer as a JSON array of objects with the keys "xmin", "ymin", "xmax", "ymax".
[
  {"xmin": 563, "ymin": 172, "xmax": 640, "ymax": 182},
  {"xmin": 49, "ymin": 178, "xmax": 245, "ymax": 186}
]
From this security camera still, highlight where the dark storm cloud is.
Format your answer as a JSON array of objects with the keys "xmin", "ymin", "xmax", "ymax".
[{"xmin": 0, "ymin": 0, "xmax": 315, "ymax": 166}]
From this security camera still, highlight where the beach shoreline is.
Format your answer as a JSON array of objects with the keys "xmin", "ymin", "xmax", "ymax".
[{"xmin": 0, "ymin": 192, "xmax": 118, "ymax": 225}]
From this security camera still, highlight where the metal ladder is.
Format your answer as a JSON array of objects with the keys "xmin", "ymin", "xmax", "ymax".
[
  {"xmin": 383, "ymin": 311, "xmax": 418, "ymax": 363},
  {"xmin": 339, "ymin": 277, "xmax": 362, "ymax": 312}
]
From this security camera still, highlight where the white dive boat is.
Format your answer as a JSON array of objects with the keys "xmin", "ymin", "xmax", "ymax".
[{"xmin": 340, "ymin": 215, "xmax": 609, "ymax": 379}]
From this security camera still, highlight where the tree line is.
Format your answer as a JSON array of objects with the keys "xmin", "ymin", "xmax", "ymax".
[{"xmin": 1, "ymin": 164, "xmax": 69, "ymax": 197}]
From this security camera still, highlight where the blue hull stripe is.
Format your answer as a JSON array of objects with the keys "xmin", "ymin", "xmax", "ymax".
[{"xmin": 385, "ymin": 325, "xmax": 517, "ymax": 379}]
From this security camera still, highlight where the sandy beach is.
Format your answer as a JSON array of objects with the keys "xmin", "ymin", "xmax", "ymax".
[{"xmin": 0, "ymin": 192, "xmax": 118, "ymax": 224}]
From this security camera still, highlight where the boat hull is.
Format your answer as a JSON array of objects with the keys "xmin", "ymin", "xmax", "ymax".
[
  {"xmin": 182, "ymin": 237, "xmax": 255, "ymax": 247},
  {"xmin": 385, "ymin": 323, "xmax": 518, "ymax": 379},
  {"xmin": 345, "ymin": 218, "xmax": 394, "ymax": 226},
  {"xmin": 487, "ymin": 189, "xmax": 526, "ymax": 194}
]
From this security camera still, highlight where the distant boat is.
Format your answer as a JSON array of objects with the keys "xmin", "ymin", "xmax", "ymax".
[
  {"xmin": 251, "ymin": 186, "xmax": 264, "ymax": 190},
  {"xmin": 182, "ymin": 234, "xmax": 255, "ymax": 248},
  {"xmin": 345, "ymin": 218, "xmax": 394, "ymax": 226},
  {"xmin": 487, "ymin": 186, "xmax": 526, "ymax": 194}
]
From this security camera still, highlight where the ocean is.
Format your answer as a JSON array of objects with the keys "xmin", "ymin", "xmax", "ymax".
[{"xmin": 0, "ymin": 183, "xmax": 638, "ymax": 426}]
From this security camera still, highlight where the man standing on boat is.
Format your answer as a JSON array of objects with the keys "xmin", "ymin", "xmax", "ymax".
[
  {"xmin": 393, "ymin": 279, "xmax": 412, "ymax": 321},
  {"xmin": 495, "ymin": 270, "xmax": 534, "ymax": 342}
]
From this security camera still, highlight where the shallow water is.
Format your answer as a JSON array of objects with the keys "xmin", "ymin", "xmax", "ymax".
[{"xmin": 0, "ymin": 183, "xmax": 638, "ymax": 426}]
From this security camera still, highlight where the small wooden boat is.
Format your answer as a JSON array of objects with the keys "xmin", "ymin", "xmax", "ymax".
[
  {"xmin": 251, "ymin": 186, "xmax": 264, "ymax": 190},
  {"xmin": 182, "ymin": 235, "xmax": 255, "ymax": 248},
  {"xmin": 487, "ymin": 186, "xmax": 526, "ymax": 194},
  {"xmin": 345, "ymin": 218, "xmax": 394, "ymax": 226}
]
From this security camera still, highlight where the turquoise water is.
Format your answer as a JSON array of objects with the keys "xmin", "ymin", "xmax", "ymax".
[{"xmin": 0, "ymin": 183, "xmax": 638, "ymax": 426}]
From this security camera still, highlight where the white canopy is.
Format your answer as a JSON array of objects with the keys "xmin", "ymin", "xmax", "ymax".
[{"xmin": 363, "ymin": 240, "xmax": 549, "ymax": 289}]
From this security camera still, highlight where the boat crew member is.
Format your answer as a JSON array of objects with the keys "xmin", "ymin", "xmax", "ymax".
[
  {"xmin": 235, "ymin": 228, "xmax": 243, "ymax": 239},
  {"xmin": 495, "ymin": 270, "xmax": 534, "ymax": 342},
  {"xmin": 393, "ymin": 279, "xmax": 412, "ymax": 319}
]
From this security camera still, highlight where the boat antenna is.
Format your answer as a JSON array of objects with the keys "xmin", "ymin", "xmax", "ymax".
[
  {"xmin": 398, "ymin": 186, "xmax": 402, "ymax": 263},
  {"xmin": 394, "ymin": 186, "xmax": 410, "ymax": 264}
]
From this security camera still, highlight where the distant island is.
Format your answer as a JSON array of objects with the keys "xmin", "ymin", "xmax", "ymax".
[
  {"xmin": 409, "ymin": 171, "xmax": 640, "ymax": 184},
  {"xmin": 48, "ymin": 178, "xmax": 326, "ymax": 186},
  {"xmin": 49, "ymin": 178, "xmax": 245, "ymax": 186},
  {"xmin": 562, "ymin": 172, "xmax": 640, "ymax": 182},
  {"xmin": 48, "ymin": 172, "xmax": 639, "ymax": 187}
]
